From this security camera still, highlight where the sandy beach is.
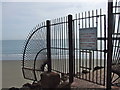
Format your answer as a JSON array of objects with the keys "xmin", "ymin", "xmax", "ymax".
[
  {"xmin": 2, "ymin": 60, "xmax": 120, "ymax": 89},
  {"xmin": 2, "ymin": 59, "xmax": 105, "ymax": 88},
  {"xmin": 2, "ymin": 60, "xmax": 32, "ymax": 88}
]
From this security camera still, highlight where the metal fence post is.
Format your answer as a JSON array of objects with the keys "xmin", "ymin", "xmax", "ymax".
[
  {"xmin": 68, "ymin": 15, "xmax": 74, "ymax": 83},
  {"xmin": 47, "ymin": 20, "xmax": 51, "ymax": 72},
  {"xmin": 107, "ymin": 0, "xmax": 113, "ymax": 89}
]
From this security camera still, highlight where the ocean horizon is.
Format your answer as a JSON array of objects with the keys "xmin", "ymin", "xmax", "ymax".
[
  {"xmin": 1, "ymin": 40, "xmax": 24, "ymax": 60},
  {"xmin": 1, "ymin": 39, "xmax": 106, "ymax": 60}
]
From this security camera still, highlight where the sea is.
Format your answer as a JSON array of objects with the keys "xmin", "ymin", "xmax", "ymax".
[
  {"xmin": 1, "ymin": 39, "xmax": 108, "ymax": 60},
  {"xmin": 1, "ymin": 40, "xmax": 68, "ymax": 60},
  {"xmin": 1, "ymin": 39, "xmax": 69, "ymax": 60},
  {"xmin": 1, "ymin": 40, "xmax": 25, "ymax": 60}
]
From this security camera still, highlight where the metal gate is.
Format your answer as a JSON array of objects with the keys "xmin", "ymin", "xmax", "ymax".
[
  {"xmin": 22, "ymin": 11, "xmax": 107, "ymax": 85},
  {"xmin": 111, "ymin": 0, "xmax": 120, "ymax": 87},
  {"xmin": 22, "ymin": 1, "xmax": 120, "ymax": 89},
  {"xmin": 48, "ymin": 9, "xmax": 107, "ymax": 85},
  {"xmin": 72, "ymin": 10, "xmax": 107, "ymax": 85}
]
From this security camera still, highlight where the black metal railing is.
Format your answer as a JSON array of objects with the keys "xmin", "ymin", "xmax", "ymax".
[
  {"xmin": 22, "ymin": 12, "xmax": 107, "ymax": 85},
  {"xmin": 50, "ymin": 15, "xmax": 74, "ymax": 83},
  {"xmin": 22, "ymin": 1, "xmax": 119, "ymax": 89},
  {"xmin": 22, "ymin": 22, "xmax": 47, "ymax": 81},
  {"xmin": 72, "ymin": 9, "xmax": 107, "ymax": 86},
  {"xmin": 111, "ymin": 0, "xmax": 120, "ymax": 87}
]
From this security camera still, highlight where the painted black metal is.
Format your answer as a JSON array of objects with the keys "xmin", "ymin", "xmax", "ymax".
[
  {"xmin": 22, "ymin": 25, "xmax": 46, "ymax": 81},
  {"xmin": 47, "ymin": 13, "xmax": 107, "ymax": 85},
  {"xmin": 34, "ymin": 48, "xmax": 47, "ymax": 72},
  {"xmin": 22, "ymin": 26, "xmax": 46, "ymax": 67},
  {"xmin": 98, "ymin": 37, "xmax": 120, "ymax": 40},
  {"xmin": 47, "ymin": 20, "xmax": 51, "ymax": 72},
  {"xmin": 68, "ymin": 15, "xmax": 74, "ymax": 83},
  {"xmin": 111, "ymin": 0, "xmax": 120, "ymax": 87},
  {"xmin": 107, "ymin": 1, "xmax": 113, "ymax": 89},
  {"xmin": 22, "ymin": 4, "xmax": 119, "ymax": 88},
  {"xmin": 72, "ymin": 10, "xmax": 107, "ymax": 86},
  {"xmin": 104, "ymin": 15, "xmax": 107, "ymax": 86},
  {"xmin": 22, "ymin": 12, "xmax": 107, "ymax": 86},
  {"xmin": 73, "ymin": 15, "xmax": 105, "ymax": 21}
]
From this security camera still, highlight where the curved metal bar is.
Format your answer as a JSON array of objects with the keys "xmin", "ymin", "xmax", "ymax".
[
  {"xmin": 33, "ymin": 48, "xmax": 47, "ymax": 81},
  {"xmin": 33, "ymin": 47, "xmax": 68, "ymax": 81},
  {"xmin": 33, "ymin": 47, "xmax": 72, "ymax": 81},
  {"xmin": 22, "ymin": 25, "xmax": 46, "ymax": 80},
  {"xmin": 33, "ymin": 47, "xmax": 69, "ymax": 70},
  {"xmin": 22, "ymin": 25, "xmax": 46, "ymax": 68}
]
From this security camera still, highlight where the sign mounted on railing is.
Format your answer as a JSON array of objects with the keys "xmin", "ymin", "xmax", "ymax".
[{"xmin": 79, "ymin": 27, "xmax": 97, "ymax": 50}]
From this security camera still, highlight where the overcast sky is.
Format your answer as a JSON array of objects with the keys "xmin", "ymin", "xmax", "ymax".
[{"xmin": 1, "ymin": 0, "xmax": 108, "ymax": 40}]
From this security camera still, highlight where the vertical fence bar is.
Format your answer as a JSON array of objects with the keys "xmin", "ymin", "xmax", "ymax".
[
  {"xmin": 88, "ymin": 11, "xmax": 90, "ymax": 81},
  {"xmin": 58, "ymin": 19, "xmax": 59, "ymax": 71},
  {"xmin": 65, "ymin": 17, "xmax": 69, "ymax": 73},
  {"xmin": 104, "ymin": 15, "xmax": 106, "ymax": 86},
  {"xmin": 71, "ymin": 18, "xmax": 74, "ymax": 76},
  {"xmin": 54, "ymin": 19, "xmax": 57, "ymax": 71},
  {"xmin": 47, "ymin": 20, "xmax": 51, "ymax": 72},
  {"xmin": 68, "ymin": 15, "xmax": 74, "ymax": 83},
  {"xmin": 61, "ymin": 18, "xmax": 64, "ymax": 73},
  {"xmin": 85, "ymin": 11, "xmax": 87, "ymax": 80},
  {"xmin": 75, "ymin": 14, "xmax": 78, "ymax": 76},
  {"xmin": 78, "ymin": 13, "xmax": 81, "ymax": 79},
  {"xmin": 64, "ymin": 17, "xmax": 66, "ymax": 74},
  {"xmin": 107, "ymin": 0, "xmax": 113, "ymax": 89},
  {"xmin": 100, "ymin": 9, "xmax": 102, "ymax": 84},
  {"xmin": 53, "ymin": 20, "xmax": 55, "ymax": 70},
  {"xmin": 56, "ymin": 19, "xmax": 58, "ymax": 71},
  {"xmin": 81, "ymin": 12, "xmax": 84, "ymax": 79},
  {"xmin": 92, "ymin": 10, "xmax": 94, "ymax": 82},
  {"xmin": 96, "ymin": 9, "xmax": 98, "ymax": 84}
]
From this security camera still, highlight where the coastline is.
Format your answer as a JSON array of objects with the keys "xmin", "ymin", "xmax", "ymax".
[
  {"xmin": 2, "ymin": 60, "xmax": 120, "ymax": 89},
  {"xmin": 2, "ymin": 60, "xmax": 32, "ymax": 88}
]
